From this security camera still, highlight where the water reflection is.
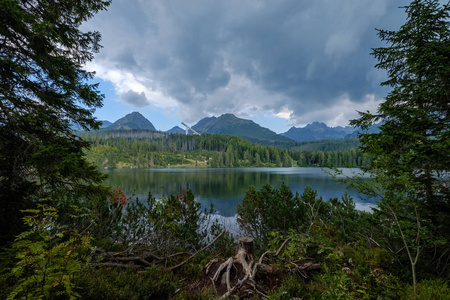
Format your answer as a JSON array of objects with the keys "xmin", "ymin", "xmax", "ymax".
[{"xmin": 104, "ymin": 167, "xmax": 376, "ymax": 217}]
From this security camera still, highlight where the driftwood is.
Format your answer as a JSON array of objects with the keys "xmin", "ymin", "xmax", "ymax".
[{"xmin": 205, "ymin": 236, "xmax": 320, "ymax": 298}]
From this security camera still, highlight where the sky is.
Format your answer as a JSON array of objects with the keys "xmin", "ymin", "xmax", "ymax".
[{"xmin": 82, "ymin": 0, "xmax": 411, "ymax": 133}]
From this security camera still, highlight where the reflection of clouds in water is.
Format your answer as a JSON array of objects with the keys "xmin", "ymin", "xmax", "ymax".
[
  {"xmin": 355, "ymin": 201, "xmax": 376, "ymax": 212},
  {"xmin": 210, "ymin": 214, "xmax": 241, "ymax": 237}
]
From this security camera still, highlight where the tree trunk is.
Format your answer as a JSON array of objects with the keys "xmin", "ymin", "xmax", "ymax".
[{"xmin": 237, "ymin": 237, "xmax": 254, "ymax": 261}]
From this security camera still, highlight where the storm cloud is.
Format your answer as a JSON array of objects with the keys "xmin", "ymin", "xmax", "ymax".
[
  {"xmin": 120, "ymin": 90, "xmax": 150, "ymax": 108},
  {"xmin": 84, "ymin": 0, "xmax": 408, "ymax": 127}
]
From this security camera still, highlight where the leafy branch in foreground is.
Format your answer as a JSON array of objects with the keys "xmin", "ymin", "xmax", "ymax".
[{"xmin": 8, "ymin": 201, "xmax": 92, "ymax": 300}]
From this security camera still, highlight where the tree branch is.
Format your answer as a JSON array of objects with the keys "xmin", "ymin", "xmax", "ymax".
[{"xmin": 169, "ymin": 228, "xmax": 226, "ymax": 271}]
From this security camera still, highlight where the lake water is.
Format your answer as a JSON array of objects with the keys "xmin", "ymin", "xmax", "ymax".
[{"xmin": 104, "ymin": 167, "xmax": 376, "ymax": 218}]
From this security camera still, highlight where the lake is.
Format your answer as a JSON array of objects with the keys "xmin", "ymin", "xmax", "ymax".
[{"xmin": 104, "ymin": 167, "xmax": 376, "ymax": 218}]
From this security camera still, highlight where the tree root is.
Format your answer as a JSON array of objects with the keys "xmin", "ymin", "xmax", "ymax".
[
  {"xmin": 206, "ymin": 236, "xmax": 284, "ymax": 298},
  {"xmin": 206, "ymin": 236, "xmax": 320, "ymax": 298}
]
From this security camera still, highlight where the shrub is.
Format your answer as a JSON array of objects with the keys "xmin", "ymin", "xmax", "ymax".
[
  {"xmin": 6, "ymin": 201, "xmax": 92, "ymax": 300},
  {"xmin": 76, "ymin": 265, "xmax": 178, "ymax": 300}
]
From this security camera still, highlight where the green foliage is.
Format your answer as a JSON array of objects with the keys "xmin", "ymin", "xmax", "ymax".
[
  {"xmin": 7, "ymin": 202, "xmax": 92, "ymax": 300},
  {"xmin": 150, "ymin": 189, "xmax": 213, "ymax": 252},
  {"xmin": 267, "ymin": 274, "xmax": 304, "ymax": 299},
  {"xmin": 92, "ymin": 189, "xmax": 219, "ymax": 256},
  {"xmin": 328, "ymin": 192, "xmax": 370, "ymax": 242},
  {"xmin": 208, "ymin": 221, "xmax": 236, "ymax": 258},
  {"xmin": 76, "ymin": 265, "xmax": 178, "ymax": 300},
  {"xmin": 0, "ymin": 248, "xmax": 20, "ymax": 299},
  {"xmin": 236, "ymin": 183, "xmax": 300, "ymax": 248},
  {"xmin": 237, "ymin": 184, "xmax": 367, "ymax": 250},
  {"xmin": 406, "ymin": 279, "xmax": 450, "ymax": 299},
  {"xmin": 289, "ymin": 138, "xmax": 361, "ymax": 152},
  {"xmin": 268, "ymin": 230, "xmax": 312, "ymax": 264},
  {"xmin": 271, "ymin": 245, "xmax": 402, "ymax": 299}
]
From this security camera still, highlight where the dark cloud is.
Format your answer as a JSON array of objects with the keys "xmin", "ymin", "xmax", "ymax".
[
  {"xmin": 85, "ymin": 0, "xmax": 410, "ymax": 126},
  {"xmin": 120, "ymin": 90, "xmax": 150, "ymax": 108}
]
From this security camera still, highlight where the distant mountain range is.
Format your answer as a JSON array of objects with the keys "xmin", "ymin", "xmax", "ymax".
[
  {"xmin": 281, "ymin": 122, "xmax": 355, "ymax": 141},
  {"xmin": 93, "ymin": 111, "xmax": 379, "ymax": 145}
]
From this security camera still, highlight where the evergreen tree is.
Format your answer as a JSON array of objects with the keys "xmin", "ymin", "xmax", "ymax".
[
  {"xmin": 0, "ymin": 0, "xmax": 111, "ymax": 245},
  {"xmin": 351, "ymin": 0, "xmax": 450, "ymax": 290}
]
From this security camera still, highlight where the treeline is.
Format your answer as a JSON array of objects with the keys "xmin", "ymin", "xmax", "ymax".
[
  {"xmin": 289, "ymin": 148, "xmax": 371, "ymax": 167},
  {"xmin": 81, "ymin": 130, "xmax": 370, "ymax": 169},
  {"xmin": 289, "ymin": 138, "xmax": 361, "ymax": 151}
]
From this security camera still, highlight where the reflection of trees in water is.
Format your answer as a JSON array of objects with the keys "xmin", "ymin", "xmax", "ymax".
[{"xmin": 104, "ymin": 168, "xmax": 376, "ymax": 217}]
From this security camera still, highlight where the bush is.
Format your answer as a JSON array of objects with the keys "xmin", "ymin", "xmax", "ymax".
[
  {"xmin": 76, "ymin": 265, "xmax": 178, "ymax": 299},
  {"xmin": 237, "ymin": 184, "xmax": 366, "ymax": 250},
  {"xmin": 6, "ymin": 201, "xmax": 92, "ymax": 300},
  {"xmin": 405, "ymin": 279, "xmax": 450, "ymax": 300}
]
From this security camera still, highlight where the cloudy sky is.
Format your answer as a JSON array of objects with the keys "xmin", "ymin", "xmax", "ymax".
[{"xmin": 83, "ymin": 0, "xmax": 410, "ymax": 133}]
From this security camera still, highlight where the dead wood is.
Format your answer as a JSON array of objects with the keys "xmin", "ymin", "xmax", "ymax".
[
  {"xmin": 91, "ymin": 228, "xmax": 226, "ymax": 271},
  {"xmin": 170, "ymin": 228, "xmax": 226, "ymax": 271},
  {"xmin": 109, "ymin": 256, "xmax": 153, "ymax": 266},
  {"xmin": 208, "ymin": 236, "xmax": 276, "ymax": 298},
  {"xmin": 206, "ymin": 236, "xmax": 319, "ymax": 298},
  {"xmin": 296, "ymin": 261, "xmax": 321, "ymax": 271},
  {"xmin": 258, "ymin": 238, "xmax": 291, "ymax": 265}
]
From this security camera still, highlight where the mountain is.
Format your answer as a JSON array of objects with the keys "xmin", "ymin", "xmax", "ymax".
[
  {"xmin": 107, "ymin": 112, "xmax": 156, "ymax": 131},
  {"xmin": 344, "ymin": 123, "xmax": 381, "ymax": 138},
  {"xmin": 99, "ymin": 111, "xmax": 379, "ymax": 144},
  {"xmin": 166, "ymin": 126, "xmax": 185, "ymax": 134},
  {"xmin": 281, "ymin": 122, "xmax": 382, "ymax": 142},
  {"xmin": 191, "ymin": 116, "xmax": 217, "ymax": 132},
  {"xmin": 281, "ymin": 122, "xmax": 357, "ymax": 142},
  {"xmin": 192, "ymin": 113, "xmax": 293, "ymax": 145},
  {"xmin": 99, "ymin": 120, "xmax": 112, "ymax": 128}
]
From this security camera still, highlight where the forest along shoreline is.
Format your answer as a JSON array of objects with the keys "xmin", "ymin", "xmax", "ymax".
[{"xmin": 81, "ymin": 130, "xmax": 369, "ymax": 169}]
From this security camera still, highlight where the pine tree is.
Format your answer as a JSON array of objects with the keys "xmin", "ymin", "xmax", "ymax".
[
  {"xmin": 0, "ymin": 0, "xmax": 111, "ymax": 244},
  {"xmin": 351, "ymin": 0, "xmax": 450, "ymax": 290}
]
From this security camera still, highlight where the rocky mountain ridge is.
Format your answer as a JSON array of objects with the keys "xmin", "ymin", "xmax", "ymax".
[{"xmin": 98, "ymin": 111, "xmax": 377, "ymax": 143}]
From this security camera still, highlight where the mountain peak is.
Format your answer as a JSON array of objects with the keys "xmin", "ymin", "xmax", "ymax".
[
  {"xmin": 107, "ymin": 111, "xmax": 156, "ymax": 131},
  {"xmin": 166, "ymin": 126, "xmax": 185, "ymax": 134},
  {"xmin": 305, "ymin": 121, "xmax": 327, "ymax": 129},
  {"xmin": 220, "ymin": 113, "xmax": 238, "ymax": 119},
  {"xmin": 282, "ymin": 122, "xmax": 355, "ymax": 142},
  {"xmin": 191, "ymin": 113, "xmax": 292, "ymax": 145},
  {"xmin": 129, "ymin": 111, "xmax": 143, "ymax": 117}
]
